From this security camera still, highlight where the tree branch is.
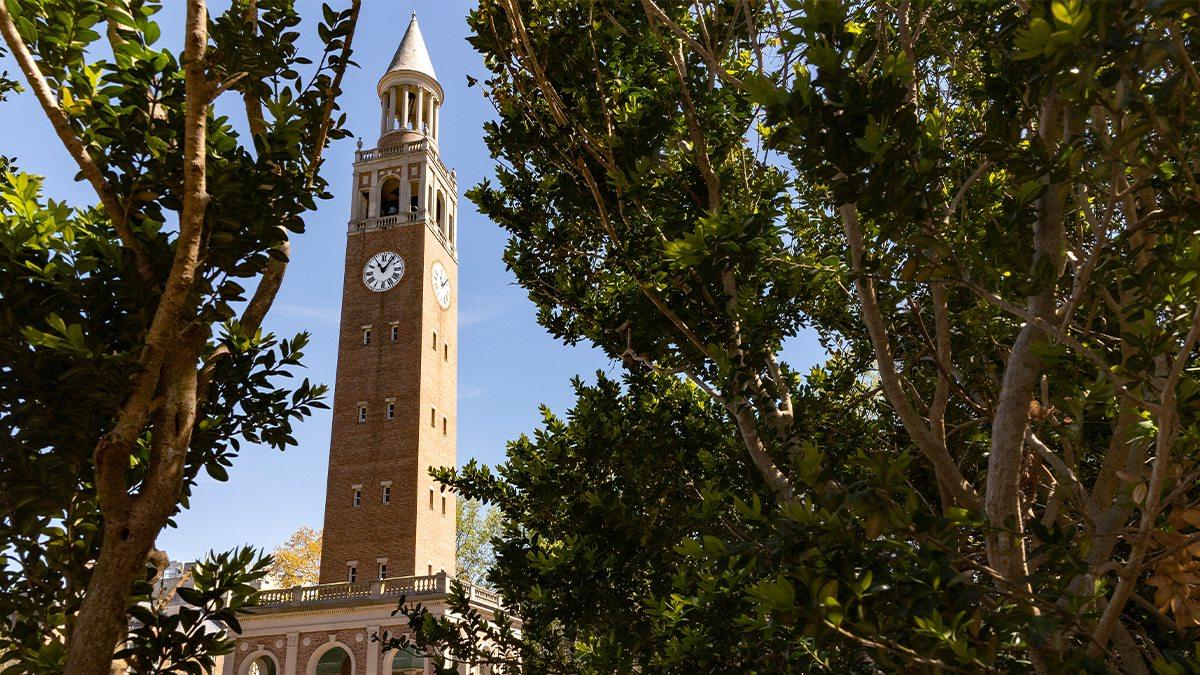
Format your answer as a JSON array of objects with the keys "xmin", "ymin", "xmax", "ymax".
[
  {"xmin": 1091, "ymin": 302, "xmax": 1200, "ymax": 653},
  {"xmin": 840, "ymin": 202, "xmax": 979, "ymax": 510}
]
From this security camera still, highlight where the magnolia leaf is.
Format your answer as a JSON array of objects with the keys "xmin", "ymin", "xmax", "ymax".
[{"xmin": 1133, "ymin": 483, "xmax": 1148, "ymax": 504}]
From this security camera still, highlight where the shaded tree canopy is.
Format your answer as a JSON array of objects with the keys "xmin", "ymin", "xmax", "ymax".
[
  {"xmin": 393, "ymin": 0, "xmax": 1200, "ymax": 672},
  {"xmin": 0, "ymin": 0, "xmax": 359, "ymax": 671}
]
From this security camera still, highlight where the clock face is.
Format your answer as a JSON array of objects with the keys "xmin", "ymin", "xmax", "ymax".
[
  {"xmin": 362, "ymin": 251, "xmax": 405, "ymax": 292},
  {"xmin": 431, "ymin": 261, "xmax": 452, "ymax": 309}
]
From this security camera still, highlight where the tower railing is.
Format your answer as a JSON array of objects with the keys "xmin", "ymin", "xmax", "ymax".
[
  {"xmin": 346, "ymin": 210, "xmax": 457, "ymax": 258},
  {"xmin": 354, "ymin": 139, "xmax": 456, "ymax": 189},
  {"xmin": 354, "ymin": 140, "xmax": 427, "ymax": 161},
  {"xmin": 349, "ymin": 209, "xmax": 428, "ymax": 233},
  {"xmin": 251, "ymin": 572, "xmax": 502, "ymax": 612}
]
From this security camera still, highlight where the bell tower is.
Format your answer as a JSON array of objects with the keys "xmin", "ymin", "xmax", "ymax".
[{"xmin": 318, "ymin": 13, "xmax": 458, "ymax": 585}]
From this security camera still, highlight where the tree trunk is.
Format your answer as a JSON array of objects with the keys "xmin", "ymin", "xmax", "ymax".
[
  {"xmin": 984, "ymin": 95, "xmax": 1067, "ymax": 590},
  {"xmin": 63, "ymin": 525, "xmax": 156, "ymax": 674}
]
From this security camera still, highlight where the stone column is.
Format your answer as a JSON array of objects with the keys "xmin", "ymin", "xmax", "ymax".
[
  {"xmin": 431, "ymin": 100, "xmax": 438, "ymax": 140},
  {"xmin": 417, "ymin": 88, "xmax": 425, "ymax": 134},
  {"xmin": 350, "ymin": 172, "xmax": 362, "ymax": 222},
  {"xmin": 403, "ymin": 84, "xmax": 412, "ymax": 128},
  {"xmin": 366, "ymin": 625, "xmax": 380, "ymax": 675},
  {"xmin": 387, "ymin": 87, "xmax": 396, "ymax": 132},
  {"xmin": 379, "ymin": 100, "xmax": 387, "ymax": 137},
  {"xmin": 418, "ymin": 161, "xmax": 427, "ymax": 219},
  {"xmin": 368, "ymin": 171, "xmax": 380, "ymax": 219},
  {"xmin": 284, "ymin": 633, "xmax": 299, "ymax": 675}
]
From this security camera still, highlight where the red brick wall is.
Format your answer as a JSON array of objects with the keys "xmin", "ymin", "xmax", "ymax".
[
  {"xmin": 230, "ymin": 634, "xmax": 286, "ymax": 674},
  {"xmin": 319, "ymin": 213, "xmax": 457, "ymax": 583},
  {"xmin": 296, "ymin": 628, "xmax": 368, "ymax": 672}
]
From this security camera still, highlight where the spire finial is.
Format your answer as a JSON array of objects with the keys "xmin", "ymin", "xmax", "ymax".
[{"xmin": 382, "ymin": 9, "xmax": 438, "ymax": 83}]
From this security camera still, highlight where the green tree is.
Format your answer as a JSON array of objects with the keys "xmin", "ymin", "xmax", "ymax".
[
  {"xmin": 392, "ymin": 0, "xmax": 1200, "ymax": 671},
  {"xmin": 456, "ymin": 498, "xmax": 501, "ymax": 585},
  {"xmin": 0, "ymin": 0, "xmax": 359, "ymax": 671}
]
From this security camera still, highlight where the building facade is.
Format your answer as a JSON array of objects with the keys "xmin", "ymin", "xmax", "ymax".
[{"xmin": 224, "ymin": 15, "xmax": 498, "ymax": 675}]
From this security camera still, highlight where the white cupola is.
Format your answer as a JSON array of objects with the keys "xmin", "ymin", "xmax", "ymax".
[{"xmin": 377, "ymin": 13, "xmax": 443, "ymax": 144}]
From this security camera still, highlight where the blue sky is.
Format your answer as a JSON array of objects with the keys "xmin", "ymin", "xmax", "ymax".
[{"xmin": 2, "ymin": 0, "xmax": 823, "ymax": 562}]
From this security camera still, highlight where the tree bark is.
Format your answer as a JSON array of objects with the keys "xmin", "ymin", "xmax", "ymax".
[
  {"xmin": 62, "ymin": 0, "xmax": 211, "ymax": 670},
  {"xmin": 984, "ymin": 95, "xmax": 1067, "ymax": 591},
  {"xmin": 840, "ymin": 202, "xmax": 979, "ymax": 510}
]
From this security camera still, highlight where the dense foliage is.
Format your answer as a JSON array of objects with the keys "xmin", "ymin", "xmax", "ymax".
[
  {"xmin": 394, "ymin": 0, "xmax": 1200, "ymax": 672},
  {"xmin": 0, "ymin": 0, "xmax": 358, "ymax": 671}
]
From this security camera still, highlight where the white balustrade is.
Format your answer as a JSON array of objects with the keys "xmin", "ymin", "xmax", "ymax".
[
  {"xmin": 353, "ymin": 142, "xmax": 456, "ymax": 189},
  {"xmin": 349, "ymin": 210, "xmax": 427, "ymax": 233},
  {"xmin": 252, "ymin": 573, "xmax": 503, "ymax": 611}
]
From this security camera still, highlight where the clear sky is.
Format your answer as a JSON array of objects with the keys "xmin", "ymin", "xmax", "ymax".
[{"xmin": 2, "ymin": 0, "xmax": 823, "ymax": 562}]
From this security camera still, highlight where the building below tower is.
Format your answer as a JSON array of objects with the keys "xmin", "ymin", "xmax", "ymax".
[{"xmin": 225, "ymin": 574, "xmax": 501, "ymax": 675}]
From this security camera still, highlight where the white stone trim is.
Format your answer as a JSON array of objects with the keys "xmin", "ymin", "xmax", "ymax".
[{"xmin": 237, "ymin": 648, "xmax": 281, "ymax": 675}]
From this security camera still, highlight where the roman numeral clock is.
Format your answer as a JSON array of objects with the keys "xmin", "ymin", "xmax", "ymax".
[{"xmin": 362, "ymin": 251, "xmax": 406, "ymax": 292}]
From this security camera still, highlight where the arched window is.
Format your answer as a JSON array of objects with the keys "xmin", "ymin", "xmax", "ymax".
[
  {"xmin": 379, "ymin": 177, "xmax": 400, "ymax": 217},
  {"xmin": 391, "ymin": 646, "xmax": 424, "ymax": 675},
  {"xmin": 246, "ymin": 655, "xmax": 278, "ymax": 675},
  {"xmin": 436, "ymin": 192, "xmax": 446, "ymax": 235},
  {"xmin": 314, "ymin": 646, "xmax": 352, "ymax": 675}
]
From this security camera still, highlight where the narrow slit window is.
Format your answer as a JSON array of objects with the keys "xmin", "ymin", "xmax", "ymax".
[
  {"xmin": 441, "ymin": 495, "xmax": 447, "ymax": 515},
  {"xmin": 427, "ymin": 564, "xmax": 433, "ymax": 576},
  {"xmin": 430, "ymin": 406, "xmax": 436, "ymax": 427},
  {"xmin": 429, "ymin": 488, "xmax": 434, "ymax": 510},
  {"xmin": 442, "ymin": 415, "xmax": 447, "ymax": 436},
  {"xmin": 386, "ymin": 401, "xmax": 395, "ymax": 420},
  {"xmin": 443, "ymin": 344, "xmax": 449, "ymax": 361},
  {"xmin": 382, "ymin": 484, "xmax": 391, "ymax": 504},
  {"xmin": 432, "ymin": 331, "xmax": 438, "ymax": 350},
  {"xmin": 390, "ymin": 324, "xmax": 399, "ymax": 341},
  {"xmin": 352, "ymin": 489, "xmax": 362, "ymax": 507},
  {"xmin": 348, "ymin": 564, "xmax": 357, "ymax": 583},
  {"xmin": 378, "ymin": 561, "xmax": 388, "ymax": 579},
  {"xmin": 358, "ymin": 405, "xmax": 367, "ymax": 423},
  {"xmin": 362, "ymin": 327, "xmax": 372, "ymax": 346}
]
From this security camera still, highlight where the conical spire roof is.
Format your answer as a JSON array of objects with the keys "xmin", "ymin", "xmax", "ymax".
[{"xmin": 385, "ymin": 13, "xmax": 437, "ymax": 82}]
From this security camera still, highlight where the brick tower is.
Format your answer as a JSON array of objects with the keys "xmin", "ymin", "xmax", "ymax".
[
  {"xmin": 318, "ymin": 12, "xmax": 458, "ymax": 585},
  {"xmin": 227, "ymin": 17, "xmax": 498, "ymax": 675}
]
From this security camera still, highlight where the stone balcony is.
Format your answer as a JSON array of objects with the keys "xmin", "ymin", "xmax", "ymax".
[
  {"xmin": 348, "ymin": 209, "xmax": 428, "ymax": 233},
  {"xmin": 354, "ymin": 138, "xmax": 455, "ymax": 190},
  {"xmin": 347, "ymin": 210, "xmax": 457, "ymax": 259},
  {"xmin": 252, "ymin": 573, "xmax": 502, "ymax": 612}
]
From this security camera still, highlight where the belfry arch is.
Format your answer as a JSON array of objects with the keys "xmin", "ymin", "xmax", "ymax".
[{"xmin": 379, "ymin": 176, "xmax": 401, "ymax": 217}]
